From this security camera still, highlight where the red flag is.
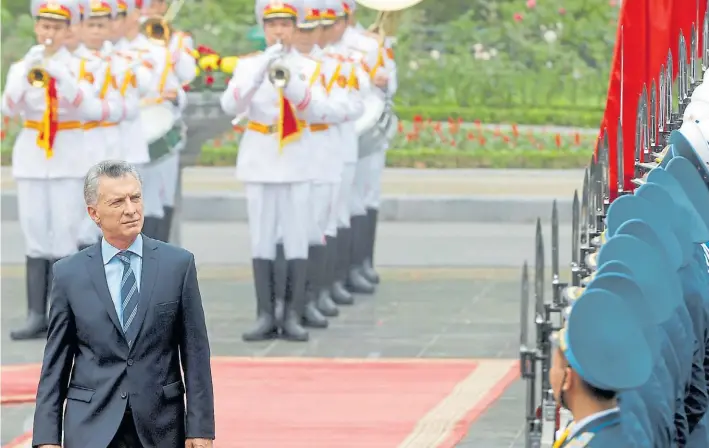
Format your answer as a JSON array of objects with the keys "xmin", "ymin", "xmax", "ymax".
[
  {"xmin": 278, "ymin": 88, "xmax": 302, "ymax": 151},
  {"xmin": 37, "ymin": 77, "xmax": 59, "ymax": 159},
  {"xmin": 601, "ymin": 0, "xmax": 706, "ymax": 196}
]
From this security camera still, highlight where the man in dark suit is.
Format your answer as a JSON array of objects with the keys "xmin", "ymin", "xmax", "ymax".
[{"xmin": 32, "ymin": 160, "xmax": 215, "ymax": 448}]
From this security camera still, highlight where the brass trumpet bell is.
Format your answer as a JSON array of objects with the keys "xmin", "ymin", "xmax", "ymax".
[
  {"xmin": 28, "ymin": 67, "xmax": 49, "ymax": 88},
  {"xmin": 143, "ymin": 16, "xmax": 171, "ymax": 43},
  {"xmin": 268, "ymin": 63, "xmax": 290, "ymax": 88}
]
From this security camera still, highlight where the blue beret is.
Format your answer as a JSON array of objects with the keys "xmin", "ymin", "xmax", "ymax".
[
  {"xmin": 634, "ymin": 182, "xmax": 701, "ymax": 256},
  {"xmin": 668, "ymin": 121, "xmax": 709, "ymax": 177},
  {"xmin": 606, "ymin": 194, "xmax": 685, "ymax": 266},
  {"xmin": 585, "ymin": 271, "xmax": 662, "ymax": 363},
  {"xmin": 666, "ymin": 156, "xmax": 709, "ymax": 230},
  {"xmin": 597, "ymin": 235, "xmax": 681, "ymax": 318},
  {"xmin": 616, "ymin": 218, "xmax": 683, "ymax": 270},
  {"xmin": 561, "ymin": 288, "xmax": 653, "ymax": 391},
  {"xmin": 647, "ymin": 167, "xmax": 709, "ymax": 240}
]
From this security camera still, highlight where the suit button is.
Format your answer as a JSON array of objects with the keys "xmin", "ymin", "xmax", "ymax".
[
  {"xmin": 127, "ymin": 358, "xmax": 134, "ymax": 366},
  {"xmin": 121, "ymin": 392, "xmax": 127, "ymax": 399}
]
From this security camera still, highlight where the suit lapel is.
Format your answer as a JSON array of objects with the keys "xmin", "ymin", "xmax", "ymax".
[
  {"xmin": 128, "ymin": 236, "xmax": 160, "ymax": 351},
  {"xmin": 85, "ymin": 243, "xmax": 123, "ymax": 335}
]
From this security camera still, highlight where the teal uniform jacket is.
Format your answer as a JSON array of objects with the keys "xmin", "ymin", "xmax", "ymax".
[
  {"xmin": 560, "ymin": 409, "xmax": 631, "ymax": 447},
  {"xmin": 679, "ymin": 257, "xmax": 709, "ymax": 434}
]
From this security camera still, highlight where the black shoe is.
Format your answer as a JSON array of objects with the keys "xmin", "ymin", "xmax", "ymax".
[
  {"xmin": 346, "ymin": 216, "xmax": 375, "ymax": 295},
  {"xmin": 11, "ymin": 257, "xmax": 50, "ymax": 341},
  {"xmin": 280, "ymin": 259, "xmax": 309, "ymax": 341},
  {"xmin": 330, "ymin": 232, "xmax": 354, "ymax": 305},
  {"xmin": 242, "ymin": 259, "xmax": 279, "ymax": 342}
]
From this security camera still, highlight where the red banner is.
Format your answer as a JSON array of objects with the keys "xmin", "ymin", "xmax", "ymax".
[{"xmin": 601, "ymin": 0, "xmax": 707, "ymax": 196}]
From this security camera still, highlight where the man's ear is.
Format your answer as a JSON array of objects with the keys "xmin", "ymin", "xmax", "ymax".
[{"xmin": 87, "ymin": 206, "xmax": 100, "ymax": 226}]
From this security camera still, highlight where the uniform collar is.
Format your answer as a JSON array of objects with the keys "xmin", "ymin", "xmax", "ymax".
[
  {"xmin": 101, "ymin": 233, "xmax": 144, "ymax": 265},
  {"xmin": 568, "ymin": 407, "xmax": 620, "ymax": 440}
]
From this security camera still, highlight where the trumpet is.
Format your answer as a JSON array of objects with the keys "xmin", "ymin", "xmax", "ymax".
[
  {"xmin": 267, "ymin": 41, "xmax": 290, "ymax": 88},
  {"xmin": 142, "ymin": 16, "xmax": 171, "ymax": 43},
  {"xmin": 27, "ymin": 39, "xmax": 52, "ymax": 88},
  {"xmin": 141, "ymin": 0, "xmax": 185, "ymax": 44}
]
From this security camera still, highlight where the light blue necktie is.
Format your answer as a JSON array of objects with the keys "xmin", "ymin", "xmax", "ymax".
[{"xmin": 117, "ymin": 251, "xmax": 140, "ymax": 345}]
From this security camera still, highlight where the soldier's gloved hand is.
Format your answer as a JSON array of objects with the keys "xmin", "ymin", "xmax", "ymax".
[
  {"xmin": 282, "ymin": 65, "xmax": 310, "ymax": 107},
  {"xmin": 263, "ymin": 43, "xmax": 284, "ymax": 60},
  {"xmin": 45, "ymin": 59, "xmax": 80, "ymax": 100},
  {"xmin": 23, "ymin": 45, "xmax": 46, "ymax": 72}
]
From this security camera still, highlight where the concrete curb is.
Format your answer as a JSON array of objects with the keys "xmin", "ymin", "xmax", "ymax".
[{"xmin": 0, "ymin": 191, "xmax": 571, "ymax": 223}]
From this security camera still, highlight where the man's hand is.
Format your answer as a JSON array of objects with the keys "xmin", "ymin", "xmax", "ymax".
[
  {"xmin": 373, "ymin": 73, "xmax": 389, "ymax": 88},
  {"xmin": 185, "ymin": 438, "xmax": 213, "ymax": 448}
]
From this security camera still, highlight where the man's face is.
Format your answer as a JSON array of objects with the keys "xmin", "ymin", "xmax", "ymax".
[
  {"xmin": 34, "ymin": 18, "xmax": 70, "ymax": 51},
  {"xmin": 112, "ymin": 15, "xmax": 126, "ymax": 41},
  {"xmin": 64, "ymin": 23, "xmax": 81, "ymax": 49},
  {"xmin": 293, "ymin": 27, "xmax": 318, "ymax": 52},
  {"xmin": 145, "ymin": 0, "xmax": 168, "ymax": 16},
  {"xmin": 83, "ymin": 16, "xmax": 111, "ymax": 48},
  {"xmin": 263, "ymin": 18, "xmax": 295, "ymax": 46},
  {"xmin": 320, "ymin": 24, "xmax": 333, "ymax": 46},
  {"xmin": 88, "ymin": 174, "xmax": 144, "ymax": 241},
  {"xmin": 330, "ymin": 18, "xmax": 346, "ymax": 41}
]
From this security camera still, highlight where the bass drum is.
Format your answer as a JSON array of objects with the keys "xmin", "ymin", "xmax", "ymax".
[{"xmin": 140, "ymin": 103, "xmax": 181, "ymax": 163}]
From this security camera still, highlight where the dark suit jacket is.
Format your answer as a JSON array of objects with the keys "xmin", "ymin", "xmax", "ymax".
[{"xmin": 32, "ymin": 236, "xmax": 215, "ymax": 448}]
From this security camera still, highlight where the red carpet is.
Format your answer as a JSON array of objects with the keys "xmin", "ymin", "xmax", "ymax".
[{"xmin": 2, "ymin": 358, "xmax": 519, "ymax": 448}]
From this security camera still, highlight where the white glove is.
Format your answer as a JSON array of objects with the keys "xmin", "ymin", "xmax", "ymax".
[
  {"xmin": 45, "ymin": 59, "xmax": 79, "ymax": 100},
  {"xmin": 263, "ymin": 43, "xmax": 284, "ymax": 60},
  {"xmin": 24, "ymin": 45, "xmax": 46, "ymax": 70}
]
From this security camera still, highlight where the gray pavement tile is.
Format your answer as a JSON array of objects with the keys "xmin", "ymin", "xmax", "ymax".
[{"xmin": 1, "ymin": 403, "xmax": 35, "ymax": 444}]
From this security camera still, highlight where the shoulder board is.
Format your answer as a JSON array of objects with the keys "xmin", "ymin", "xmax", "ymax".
[{"xmin": 238, "ymin": 51, "xmax": 263, "ymax": 59}]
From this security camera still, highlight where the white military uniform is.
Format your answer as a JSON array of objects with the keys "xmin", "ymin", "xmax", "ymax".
[
  {"xmin": 3, "ymin": 2, "xmax": 125, "ymax": 260},
  {"xmin": 2, "ymin": 0, "xmax": 122, "ymax": 341},
  {"xmin": 74, "ymin": 0, "xmax": 128, "ymax": 247},
  {"xmin": 115, "ymin": 9, "xmax": 186, "ymax": 233},
  {"xmin": 154, "ymin": 26, "xmax": 196, "ymax": 226},
  {"xmin": 223, "ymin": 0, "xmax": 351, "ymax": 342}
]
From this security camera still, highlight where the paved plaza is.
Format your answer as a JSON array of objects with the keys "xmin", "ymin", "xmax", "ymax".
[{"xmin": 0, "ymin": 219, "xmax": 563, "ymax": 447}]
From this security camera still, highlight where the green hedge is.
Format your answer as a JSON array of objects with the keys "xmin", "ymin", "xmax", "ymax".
[
  {"xmin": 395, "ymin": 106, "xmax": 604, "ymax": 129},
  {"xmin": 199, "ymin": 145, "xmax": 592, "ymax": 169}
]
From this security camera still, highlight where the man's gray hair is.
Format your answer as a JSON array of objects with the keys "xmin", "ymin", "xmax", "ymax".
[{"xmin": 84, "ymin": 160, "xmax": 142, "ymax": 206}]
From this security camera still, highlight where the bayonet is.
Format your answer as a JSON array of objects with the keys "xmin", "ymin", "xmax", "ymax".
[{"xmin": 571, "ymin": 191, "xmax": 581, "ymax": 286}]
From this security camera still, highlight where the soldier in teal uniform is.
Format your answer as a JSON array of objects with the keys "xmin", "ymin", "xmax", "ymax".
[
  {"xmin": 596, "ymin": 235, "xmax": 681, "ymax": 446},
  {"xmin": 548, "ymin": 287, "xmax": 653, "ymax": 448}
]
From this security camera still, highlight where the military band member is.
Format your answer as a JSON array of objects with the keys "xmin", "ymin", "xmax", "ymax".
[
  {"xmin": 221, "ymin": 0, "xmax": 350, "ymax": 342},
  {"xmin": 2, "ymin": 0, "xmax": 121, "ymax": 340},
  {"xmin": 144, "ymin": 0, "xmax": 197, "ymax": 242},
  {"xmin": 116, "ymin": 0, "xmax": 186, "ymax": 240},
  {"xmin": 74, "ymin": 0, "xmax": 131, "ymax": 249},
  {"xmin": 320, "ymin": 0, "xmax": 373, "ymax": 299},
  {"xmin": 341, "ymin": 0, "xmax": 389, "ymax": 290},
  {"xmin": 549, "ymin": 288, "xmax": 653, "ymax": 447},
  {"xmin": 292, "ymin": 0, "xmax": 364, "ymax": 327}
]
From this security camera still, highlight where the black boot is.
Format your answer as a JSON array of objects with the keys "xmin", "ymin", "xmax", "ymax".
[
  {"xmin": 273, "ymin": 244, "xmax": 287, "ymax": 323},
  {"xmin": 360, "ymin": 208, "xmax": 380, "ymax": 284},
  {"xmin": 346, "ymin": 216, "xmax": 375, "ymax": 294},
  {"xmin": 242, "ymin": 259, "xmax": 279, "ymax": 341},
  {"xmin": 330, "ymin": 232, "xmax": 354, "ymax": 305},
  {"xmin": 315, "ymin": 241, "xmax": 339, "ymax": 317},
  {"xmin": 142, "ymin": 217, "xmax": 161, "ymax": 240},
  {"xmin": 157, "ymin": 206, "xmax": 175, "ymax": 243},
  {"xmin": 280, "ymin": 259, "xmax": 309, "ymax": 341},
  {"xmin": 11, "ymin": 257, "xmax": 50, "ymax": 341},
  {"xmin": 302, "ymin": 245, "xmax": 329, "ymax": 328}
]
